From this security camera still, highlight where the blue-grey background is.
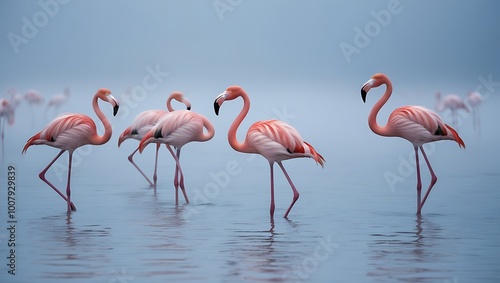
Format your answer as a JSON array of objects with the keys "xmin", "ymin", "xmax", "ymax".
[{"xmin": 0, "ymin": 1, "xmax": 499, "ymax": 282}]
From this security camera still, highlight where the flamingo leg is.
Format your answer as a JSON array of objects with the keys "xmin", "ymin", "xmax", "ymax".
[
  {"xmin": 277, "ymin": 162, "xmax": 300, "ymax": 218},
  {"xmin": 1, "ymin": 118, "xmax": 4, "ymax": 164},
  {"xmin": 38, "ymin": 150, "xmax": 77, "ymax": 211},
  {"xmin": 165, "ymin": 145, "xmax": 189, "ymax": 204},
  {"xmin": 414, "ymin": 147, "xmax": 422, "ymax": 214},
  {"xmin": 66, "ymin": 152, "xmax": 73, "ymax": 213},
  {"xmin": 418, "ymin": 146, "xmax": 437, "ymax": 213},
  {"xmin": 269, "ymin": 162, "xmax": 275, "ymax": 219},
  {"xmin": 152, "ymin": 143, "xmax": 160, "ymax": 190},
  {"xmin": 128, "ymin": 147, "xmax": 155, "ymax": 187}
]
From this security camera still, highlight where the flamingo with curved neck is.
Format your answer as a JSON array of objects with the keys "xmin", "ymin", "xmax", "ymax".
[
  {"xmin": 361, "ymin": 73, "xmax": 465, "ymax": 214},
  {"xmin": 138, "ymin": 106, "xmax": 215, "ymax": 204},
  {"xmin": 118, "ymin": 91, "xmax": 191, "ymax": 189},
  {"xmin": 214, "ymin": 85, "xmax": 325, "ymax": 219},
  {"xmin": 23, "ymin": 88, "xmax": 119, "ymax": 212}
]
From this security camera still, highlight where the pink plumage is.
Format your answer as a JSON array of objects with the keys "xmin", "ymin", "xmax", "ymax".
[
  {"xmin": 214, "ymin": 85, "xmax": 325, "ymax": 219},
  {"xmin": 361, "ymin": 73, "xmax": 465, "ymax": 214},
  {"xmin": 22, "ymin": 88, "xmax": 119, "ymax": 212},
  {"xmin": 118, "ymin": 92, "xmax": 191, "ymax": 188},
  {"xmin": 138, "ymin": 108, "xmax": 215, "ymax": 204}
]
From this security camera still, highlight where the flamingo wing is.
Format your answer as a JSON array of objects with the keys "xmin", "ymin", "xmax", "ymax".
[
  {"xmin": 388, "ymin": 106, "xmax": 464, "ymax": 147},
  {"xmin": 247, "ymin": 120, "xmax": 325, "ymax": 165},
  {"xmin": 23, "ymin": 113, "xmax": 96, "ymax": 152}
]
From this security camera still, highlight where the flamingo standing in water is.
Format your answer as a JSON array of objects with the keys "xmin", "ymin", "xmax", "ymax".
[
  {"xmin": 467, "ymin": 91, "xmax": 482, "ymax": 135},
  {"xmin": 0, "ymin": 99, "xmax": 15, "ymax": 162},
  {"xmin": 22, "ymin": 88, "xmax": 119, "ymax": 212},
  {"xmin": 361, "ymin": 73, "xmax": 465, "ymax": 214},
  {"xmin": 214, "ymin": 86, "xmax": 325, "ymax": 219},
  {"xmin": 435, "ymin": 92, "xmax": 469, "ymax": 129},
  {"xmin": 45, "ymin": 87, "xmax": 70, "ymax": 118},
  {"xmin": 138, "ymin": 105, "xmax": 215, "ymax": 204},
  {"xmin": 24, "ymin": 89, "xmax": 44, "ymax": 126},
  {"xmin": 118, "ymin": 92, "xmax": 191, "ymax": 188}
]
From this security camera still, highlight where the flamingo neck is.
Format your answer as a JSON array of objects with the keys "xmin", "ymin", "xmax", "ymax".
[
  {"xmin": 369, "ymin": 78, "xmax": 393, "ymax": 137},
  {"xmin": 166, "ymin": 96, "xmax": 175, "ymax": 112},
  {"xmin": 228, "ymin": 91, "xmax": 253, "ymax": 153},
  {"xmin": 199, "ymin": 116, "xmax": 215, "ymax": 142},
  {"xmin": 90, "ymin": 95, "xmax": 112, "ymax": 145}
]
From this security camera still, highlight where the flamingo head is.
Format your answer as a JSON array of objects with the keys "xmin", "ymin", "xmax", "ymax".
[
  {"xmin": 361, "ymin": 73, "xmax": 388, "ymax": 102},
  {"xmin": 170, "ymin": 91, "xmax": 191, "ymax": 110},
  {"xmin": 97, "ymin": 88, "xmax": 119, "ymax": 116},
  {"xmin": 214, "ymin": 85, "xmax": 244, "ymax": 115}
]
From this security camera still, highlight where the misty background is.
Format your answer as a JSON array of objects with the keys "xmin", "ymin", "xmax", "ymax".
[{"xmin": 0, "ymin": 0, "xmax": 499, "ymax": 202}]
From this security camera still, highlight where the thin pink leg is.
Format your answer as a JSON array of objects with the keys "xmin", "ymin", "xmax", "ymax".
[
  {"xmin": 128, "ymin": 147, "xmax": 154, "ymax": 187},
  {"xmin": 165, "ymin": 145, "xmax": 189, "ymax": 204},
  {"xmin": 66, "ymin": 152, "xmax": 73, "ymax": 213},
  {"xmin": 418, "ymin": 146, "xmax": 437, "ymax": 213},
  {"xmin": 278, "ymin": 162, "xmax": 299, "ymax": 218},
  {"xmin": 414, "ymin": 147, "xmax": 422, "ymax": 214},
  {"xmin": 152, "ymin": 143, "xmax": 160, "ymax": 191},
  {"xmin": 269, "ymin": 162, "xmax": 275, "ymax": 219},
  {"xmin": 38, "ymin": 150, "xmax": 77, "ymax": 211}
]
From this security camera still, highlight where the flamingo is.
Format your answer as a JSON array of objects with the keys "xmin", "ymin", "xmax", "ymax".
[
  {"xmin": 45, "ymin": 87, "xmax": 70, "ymax": 118},
  {"xmin": 0, "ymin": 99, "xmax": 15, "ymax": 161},
  {"xmin": 22, "ymin": 88, "xmax": 119, "ymax": 212},
  {"xmin": 7, "ymin": 88, "xmax": 22, "ymax": 109},
  {"xmin": 435, "ymin": 92, "xmax": 469, "ymax": 129},
  {"xmin": 138, "ymin": 107, "xmax": 215, "ymax": 204},
  {"xmin": 361, "ymin": 73, "xmax": 465, "ymax": 214},
  {"xmin": 24, "ymin": 89, "xmax": 44, "ymax": 125},
  {"xmin": 213, "ymin": 85, "xmax": 325, "ymax": 219},
  {"xmin": 467, "ymin": 91, "xmax": 482, "ymax": 135},
  {"xmin": 118, "ymin": 91, "xmax": 191, "ymax": 188}
]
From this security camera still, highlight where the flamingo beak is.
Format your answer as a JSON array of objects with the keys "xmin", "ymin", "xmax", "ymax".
[
  {"xmin": 107, "ymin": 94, "xmax": 119, "ymax": 116},
  {"xmin": 361, "ymin": 79, "xmax": 374, "ymax": 103},
  {"xmin": 214, "ymin": 92, "xmax": 227, "ymax": 116}
]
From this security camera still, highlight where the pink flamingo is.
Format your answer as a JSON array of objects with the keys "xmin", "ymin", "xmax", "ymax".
[
  {"xmin": 24, "ymin": 89, "xmax": 44, "ymax": 125},
  {"xmin": 361, "ymin": 73, "xmax": 465, "ymax": 214},
  {"xmin": 0, "ymin": 99, "xmax": 15, "ymax": 161},
  {"xmin": 467, "ymin": 91, "xmax": 482, "ymax": 135},
  {"xmin": 435, "ymin": 92, "xmax": 469, "ymax": 129},
  {"xmin": 45, "ymin": 87, "xmax": 70, "ymax": 118},
  {"xmin": 138, "ymin": 107, "xmax": 215, "ymax": 204},
  {"xmin": 118, "ymin": 91, "xmax": 191, "ymax": 188},
  {"xmin": 213, "ymin": 85, "xmax": 325, "ymax": 219},
  {"xmin": 22, "ymin": 88, "xmax": 119, "ymax": 212}
]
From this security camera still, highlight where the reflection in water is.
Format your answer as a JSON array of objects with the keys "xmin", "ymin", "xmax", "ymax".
[
  {"xmin": 367, "ymin": 214, "xmax": 450, "ymax": 282},
  {"xmin": 30, "ymin": 213, "xmax": 112, "ymax": 280}
]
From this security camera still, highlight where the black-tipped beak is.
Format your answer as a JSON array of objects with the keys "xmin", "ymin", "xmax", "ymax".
[
  {"xmin": 187, "ymin": 106, "xmax": 191, "ymax": 111},
  {"xmin": 113, "ymin": 105, "xmax": 119, "ymax": 116},
  {"xmin": 214, "ymin": 100, "xmax": 220, "ymax": 116},
  {"xmin": 361, "ymin": 88, "xmax": 367, "ymax": 103}
]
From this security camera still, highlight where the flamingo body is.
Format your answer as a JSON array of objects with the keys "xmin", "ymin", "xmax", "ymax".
[
  {"xmin": 214, "ymin": 85, "xmax": 324, "ymax": 219},
  {"xmin": 138, "ymin": 108, "xmax": 215, "ymax": 204},
  {"xmin": 361, "ymin": 73, "xmax": 465, "ymax": 214},
  {"xmin": 118, "ymin": 92, "xmax": 191, "ymax": 188},
  {"xmin": 22, "ymin": 88, "xmax": 119, "ymax": 212}
]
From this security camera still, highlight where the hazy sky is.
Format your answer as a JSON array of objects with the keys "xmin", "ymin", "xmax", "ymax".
[{"xmin": 1, "ymin": 0, "xmax": 499, "ymax": 90}]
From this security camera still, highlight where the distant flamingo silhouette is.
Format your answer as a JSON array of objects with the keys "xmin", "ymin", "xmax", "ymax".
[
  {"xmin": 24, "ymin": 89, "xmax": 44, "ymax": 126},
  {"xmin": 118, "ymin": 92, "xmax": 191, "ymax": 188},
  {"xmin": 435, "ymin": 92, "xmax": 469, "ymax": 129},
  {"xmin": 214, "ymin": 86, "xmax": 325, "ymax": 219},
  {"xmin": 22, "ymin": 88, "xmax": 119, "ymax": 212},
  {"xmin": 45, "ymin": 87, "xmax": 70, "ymax": 118},
  {"xmin": 138, "ymin": 106, "xmax": 215, "ymax": 204},
  {"xmin": 0, "ymin": 98, "xmax": 15, "ymax": 162},
  {"xmin": 467, "ymin": 91, "xmax": 482, "ymax": 135},
  {"xmin": 361, "ymin": 73, "xmax": 465, "ymax": 214}
]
